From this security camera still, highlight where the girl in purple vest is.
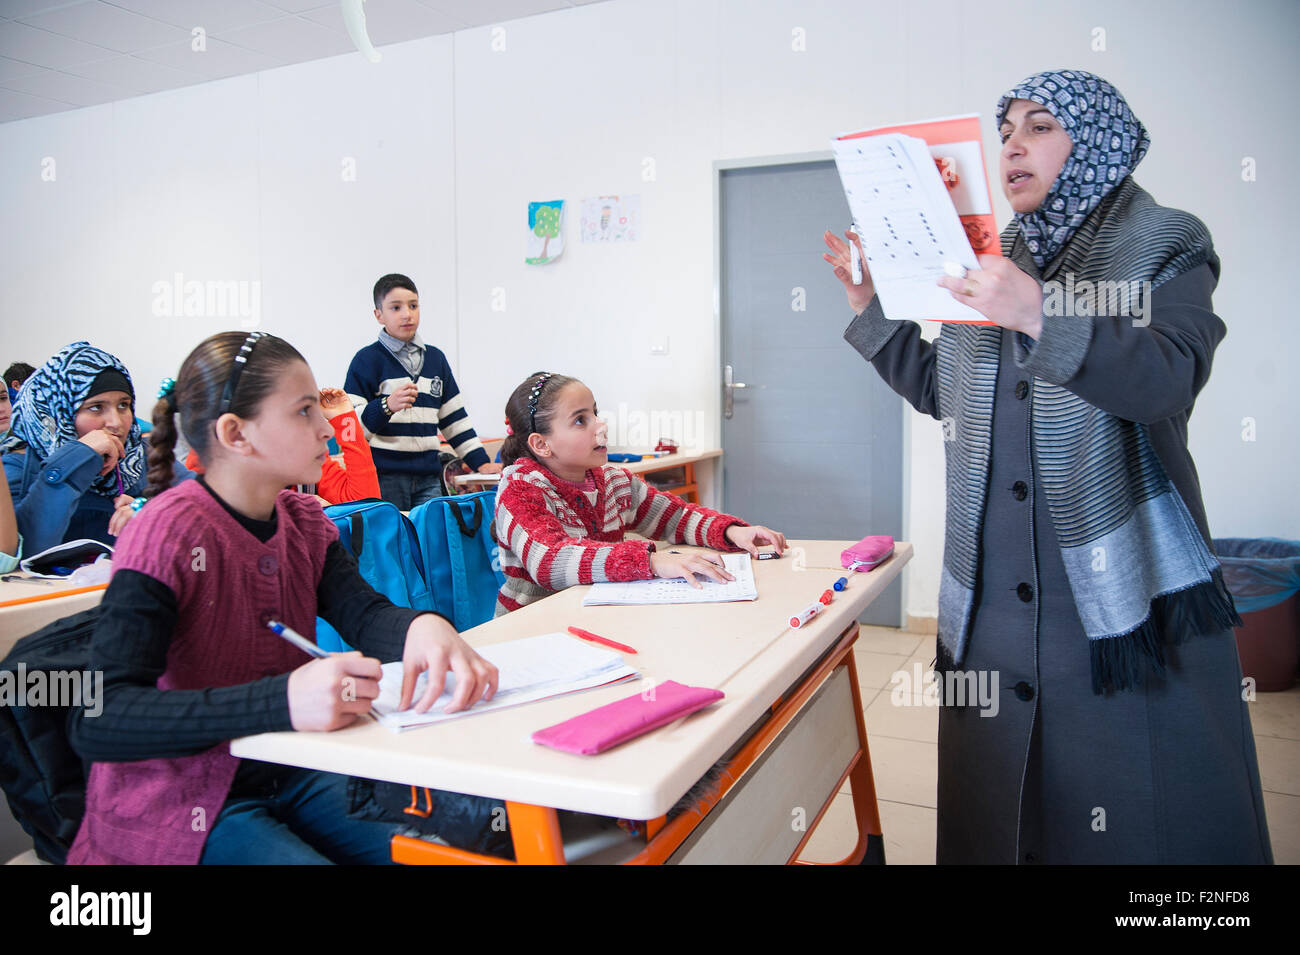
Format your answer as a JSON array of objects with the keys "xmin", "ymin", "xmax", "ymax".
[{"xmin": 67, "ymin": 331, "xmax": 499, "ymax": 865}]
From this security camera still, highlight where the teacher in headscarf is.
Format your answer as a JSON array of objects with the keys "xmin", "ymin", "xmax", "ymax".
[{"xmin": 824, "ymin": 69, "xmax": 1272, "ymax": 864}]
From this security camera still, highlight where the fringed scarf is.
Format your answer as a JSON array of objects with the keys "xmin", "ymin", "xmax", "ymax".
[{"xmin": 934, "ymin": 71, "xmax": 1240, "ymax": 694}]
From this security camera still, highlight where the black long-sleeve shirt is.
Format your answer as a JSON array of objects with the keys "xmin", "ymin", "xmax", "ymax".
[{"xmin": 70, "ymin": 478, "xmax": 446, "ymax": 764}]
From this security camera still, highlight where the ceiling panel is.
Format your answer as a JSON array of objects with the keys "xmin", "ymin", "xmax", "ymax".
[
  {"xmin": 134, "ymin": 36, "xmax": 284, "ymax": 79},
  {"xmin": 0, "ymin": 0, "xmax": 612, "ymax": 123},
  {"xmin": 18, "ymin": 1, "xmax": 191, "ymax": 53},
  {"xmin": 214, "ymin": 14, "xmax": 353, "ymax": 60},
  {"xmin": 105, "ymin": 0, "xmax": 290, "ymax": 36}
]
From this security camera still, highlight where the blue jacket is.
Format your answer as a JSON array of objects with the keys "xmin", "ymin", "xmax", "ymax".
[{"xmin": 3, "ymin": 441, "xmax": 192, "ymax": 556}]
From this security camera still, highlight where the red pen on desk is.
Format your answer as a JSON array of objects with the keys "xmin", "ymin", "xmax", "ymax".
[{"xmin": 567, "ymin": 626, "xmax": 638, "ymax": 655}]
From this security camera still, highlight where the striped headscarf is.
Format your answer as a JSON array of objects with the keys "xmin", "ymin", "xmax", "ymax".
[
  {"xmin": 11, "ymin": 342, "xmax": 145, "ymax": 497},
  {"xmin": 997, "ymin": 69, "xmax": 1151, "ymax": 269}
]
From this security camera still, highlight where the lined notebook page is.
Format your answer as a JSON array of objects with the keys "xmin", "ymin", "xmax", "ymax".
[
  {"xmin": 372, "ymin": 633, "xmax": 639, "ymax": 732},
  {"xmin": 582, "ymin": 552, "xmax": 757, "ymax": 606}
]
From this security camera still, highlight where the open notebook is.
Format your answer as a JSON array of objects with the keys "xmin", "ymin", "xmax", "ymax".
[
  {"xmin": 372, "ymin": 632, "xmax": 639, "ymax": 732},
  {"xmin": 582, "ymin": 552, "xmax": 757, "ymax": 606}
]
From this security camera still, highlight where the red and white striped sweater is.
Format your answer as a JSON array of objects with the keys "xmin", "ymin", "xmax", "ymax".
[{"xmin": 493, "ymin": 459, "xmax": 745, "ymax": 615}]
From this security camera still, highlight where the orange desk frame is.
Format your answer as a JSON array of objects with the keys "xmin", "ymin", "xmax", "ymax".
[
  {"xmin": 0, "ymin": 583, "xmax": 108, "ymax": 609},
  {"xmin": 390, "ymin": 622, "xmax": 881, "ymax": 866},
  {"xmin": 640, "ymin": 460, "xmax": 699, "ymax": 504}
]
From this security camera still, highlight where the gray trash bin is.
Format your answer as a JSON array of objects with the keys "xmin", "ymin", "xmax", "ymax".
[{"xmin": 1214, "ymin": 538, "xmax": 1300, "ymax": 692}]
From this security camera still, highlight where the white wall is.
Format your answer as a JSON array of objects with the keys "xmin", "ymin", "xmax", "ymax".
[
  {"xmin": 2, "ymin": 0, "xmax": 1297, "ymax": 622},
  {"xmin": 0, "ymin": 35, "xmax": 457, "ymax": 423}
]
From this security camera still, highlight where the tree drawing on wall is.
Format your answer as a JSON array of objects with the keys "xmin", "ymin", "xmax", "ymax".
[{"xmin": 526, "ymin": 202, "xmax": 562, "ymax": 265}]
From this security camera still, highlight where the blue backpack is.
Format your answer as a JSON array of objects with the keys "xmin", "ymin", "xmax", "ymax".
[
  {"xmin": 316, "ymin": 499, "xmax": 435, "ymax": 652},
  {"xmin": 408, "ymin": 490, "xmax": 505, "ymax": 632}
]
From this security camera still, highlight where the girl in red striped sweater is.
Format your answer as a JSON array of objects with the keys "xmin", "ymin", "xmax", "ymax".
[{"xmin": 493, "ymin": 372, "xmax": 786, "ymax": 615}]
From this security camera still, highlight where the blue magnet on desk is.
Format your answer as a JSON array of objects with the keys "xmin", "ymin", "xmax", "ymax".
[{"xmin": 833, "ymin": 576, "xmax": 848, "ymax": 591}]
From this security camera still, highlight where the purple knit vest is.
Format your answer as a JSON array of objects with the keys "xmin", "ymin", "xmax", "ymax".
[{"xmin": 67, "ymin": 480, "xmax": 338, "ymax": 865}]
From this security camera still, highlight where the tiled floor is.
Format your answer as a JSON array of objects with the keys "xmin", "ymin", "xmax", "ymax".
[{"xmin": 799, "ymin": 626, "xmax": 1300, "ymax": 865}]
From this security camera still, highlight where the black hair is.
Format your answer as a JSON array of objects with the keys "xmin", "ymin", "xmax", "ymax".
[
  {"xmin": 373, "ymin": 273, "xmax": 418, "ymax": 309},
  {"xmin": 146, "ymin": 332, "xmax": 307, "ymax": 497},
  {"xmin": 500, "ymin": 371, "xmax": 580, "ymax": 466},
  {"xmin": 4, "ymin": 362, "xmax": 35, "ymax": 388}
]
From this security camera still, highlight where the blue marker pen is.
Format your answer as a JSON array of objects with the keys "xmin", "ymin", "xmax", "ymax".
[
  {"xmin": 266, "ymin": 619, "xmax": 327, "ymax": 658},
  {"xmin": 267, "ymin": 620, "xmax": 380, "ymax": 719}
]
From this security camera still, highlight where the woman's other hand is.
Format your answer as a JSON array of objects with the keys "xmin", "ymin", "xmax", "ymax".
[{"xmin": 938, "ymin": 254, "xmax": 1044, "ymax": 338}]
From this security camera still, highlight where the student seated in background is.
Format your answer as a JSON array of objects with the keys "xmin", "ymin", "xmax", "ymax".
[
  {"xmin": 493, "ymin": 371, "xmax": 787, "ymax": 615},
  {"xmin": 2, "ymin": 342, "xmax": 190, "ymax": 555},
  {"xmin": 344, "ymin": 273, "xmax": 502, "ymax": 511},
  {"xmin": 67, "ymin": 330, "xmax": 499, "ymax": 865},
  {"xmin": 4, "ymin": 361, "xmax": 34, "ymax": 404},
  {"xmin": 182, "ymin": 386, "xmax": 380, "ymax": 506}
]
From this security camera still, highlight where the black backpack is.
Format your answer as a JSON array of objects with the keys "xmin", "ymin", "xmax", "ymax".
[{"xmin": 0, "ymin": 606, "xmax": 100, "ymax": 864}]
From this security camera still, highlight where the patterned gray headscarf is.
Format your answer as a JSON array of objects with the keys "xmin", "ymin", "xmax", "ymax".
[{"xmin": 997, "ymin": 69, "xmax": 1151, "ymax": 269}]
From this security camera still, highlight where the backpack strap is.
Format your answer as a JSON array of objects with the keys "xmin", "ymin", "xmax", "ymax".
[
  {"xmin": 346, "ymin": 514, "xmax": 365, "ymax": 559},
  {"xmin": 447, "ymin": 495, "xmax": 483, "ymax": 538},
  {"xmin": 442, "ymin": 500, "xmax": 473, "ymax": 629}
]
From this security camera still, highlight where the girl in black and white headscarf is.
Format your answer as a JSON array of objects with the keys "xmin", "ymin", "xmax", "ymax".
[{"xmin": 3, "ymin": 341, "xmax": 176, "ymax": 553}]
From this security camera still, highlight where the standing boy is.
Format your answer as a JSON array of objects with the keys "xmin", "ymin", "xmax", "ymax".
[{"xmin": 345, "ymin": 273, "xmax": 501, "ymax": 509}]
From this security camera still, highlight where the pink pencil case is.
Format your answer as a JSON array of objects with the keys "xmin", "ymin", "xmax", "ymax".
[
  {"xmin": 842, "ymin": 535, "xmax": 895, "ymax": 571},
  {"xmin": 531, "ymin": 681, "xmax": 724, "ymax": 755}
]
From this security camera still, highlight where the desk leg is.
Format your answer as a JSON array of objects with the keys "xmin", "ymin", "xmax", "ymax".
[
  {"xmin": 794, "ymin": 648, "xmax": 886, "ymax": 866},
  {"xmin": 506, "ymin": 801, "xmax": 566, "ymax": 864},
  {"xmin": 842, "ymin": 649, "xmax": 885, "ymax": 864}
]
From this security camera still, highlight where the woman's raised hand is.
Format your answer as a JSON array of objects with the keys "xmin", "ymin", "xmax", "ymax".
[{"xmin": 822, "ymin": 229, "xmax": 875, "ymax": 315}]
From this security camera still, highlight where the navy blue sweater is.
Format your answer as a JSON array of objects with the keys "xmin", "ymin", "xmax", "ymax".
[{"xmin": 344, "ymin": 340, "xmax": 489, "ymax": 475}]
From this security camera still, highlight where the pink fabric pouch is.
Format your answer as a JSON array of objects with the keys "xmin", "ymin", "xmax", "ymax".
[
  {"xmin": 531, "ymin": 681, "xmax": 724, "ymax": 755},
  {"xmin": 841, "ymin": 535, "xmax": 895, "ymax": 571}
]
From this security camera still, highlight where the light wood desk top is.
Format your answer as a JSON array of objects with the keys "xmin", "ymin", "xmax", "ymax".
[
  {"xmin": 232, "ymin": 538, "xmax": 911, "ymax": 820},
  {"xmin": 0, "ymin": 577, "xmax": 107, "ymax": 659}
]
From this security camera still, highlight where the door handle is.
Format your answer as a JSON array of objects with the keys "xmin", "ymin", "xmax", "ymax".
[{"xmin": 724, "ymin": 364, "xmax": 749, "ymax": 419}]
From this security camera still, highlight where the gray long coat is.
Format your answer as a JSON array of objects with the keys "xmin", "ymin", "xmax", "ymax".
[{"xmin": 845, "ymin": 251, "xmax": 1272, "ymax": 864}]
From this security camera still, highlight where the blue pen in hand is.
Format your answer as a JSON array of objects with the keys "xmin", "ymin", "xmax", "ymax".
[
  {"xmin": 266, "ymin": 619, "xmax": 328, "ymax": 658},
  {"xmin": 266, "ymin": 620, "xmax": 380, "ymax": 719}
]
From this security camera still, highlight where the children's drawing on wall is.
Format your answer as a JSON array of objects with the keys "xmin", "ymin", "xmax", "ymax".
[
  {"xmin": 526, "ymin": 199, "xmax": 565, "ymax": 265},
  {"xmin": 580, "ymin": 194, "xmax": 640, "ymax": 243}
]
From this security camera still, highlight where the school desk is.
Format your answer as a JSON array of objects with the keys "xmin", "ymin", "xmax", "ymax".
[
  {"xmin": 232, "ymin": 538, "xmax": 912, "ymax": 865},
  {"xmin": 452, "ymin": 448, "xmax": 724, "ymax": 505},
  {"xmin": 0, "ymin": 576, "xmax": 107, "ymax": 659}
]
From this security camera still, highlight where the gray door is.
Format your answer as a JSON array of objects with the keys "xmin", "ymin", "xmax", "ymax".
[{"xmin": 719, "ymin": 159, "xmax": 904, "ymax": 627}]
